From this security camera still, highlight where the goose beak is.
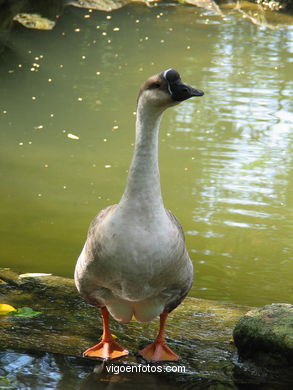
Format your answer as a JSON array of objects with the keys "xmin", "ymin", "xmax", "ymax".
[
  {"xmin": 189, "ymin": 86, "xmax": 205, "ymax": 97},
  {"xmin": 169, "ymin": 81, "xmax": 204, "ymax": 102},
  {"xmin": 163, "ymin": 68, "xmax": 204, "ymax": 102}
]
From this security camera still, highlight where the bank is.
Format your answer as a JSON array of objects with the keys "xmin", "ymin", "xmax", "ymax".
[{"xmin": 1, "ymin": 268, "xmax": 293, "ymax": 389}]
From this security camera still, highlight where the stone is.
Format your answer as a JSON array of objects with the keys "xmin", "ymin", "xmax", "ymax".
[
  {"xmin": 67, "ymin": 0, "xmax": 132, "ymax": 12},
  {"xmin": 233, "ymin": 303, "xmax": 293, "ymax": 368},
  {"xmin": 13, "ymin": 13, "xmax": 56, "ymax": 30},
  {"xmin": 185, "ymin": 0, "xmax": 223, "ymax": 15},
  {"xmin": 0, "ymin": 268, "xmax": 245, "ymax": 388}
]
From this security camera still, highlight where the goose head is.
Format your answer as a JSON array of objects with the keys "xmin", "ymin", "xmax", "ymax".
[{"xmin": 137, "ymin": 68, "xmax": 204, "ymax": 112}]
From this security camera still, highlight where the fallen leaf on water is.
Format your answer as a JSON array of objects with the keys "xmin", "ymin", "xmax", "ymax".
[
  {"xmin": 67, "ymin": 133, "xmax": 80, "ymax": 140},
  {"xmin": 9, "ymin": 307, "xmax": 42, "ymax": 317},
  {"xmin": 0, "ymin": 304, "xmax": 17, "ymax": 315},
  {"xmin": 19, "ymin": 273, "xmax": 52, "ymax": 278}
]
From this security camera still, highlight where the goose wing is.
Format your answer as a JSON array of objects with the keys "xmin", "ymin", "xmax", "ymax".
[
  {"xmin": 87, "ymin": 204, "xmax": 117, "ymax": 240},
  {"xmin": 165, "ymin": 208, "xmax": 185, "ymax": 242},
  {"xmin": 163, "ymin": 208, "xmax": 194, "ymax": 313}
]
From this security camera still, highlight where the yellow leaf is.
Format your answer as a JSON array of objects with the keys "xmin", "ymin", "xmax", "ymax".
[
  {"xmin": 111, "ymin": 334, "xmax": 117, "ymax": 339},
  {"xmin": 0, "ymin": 304, "xmax": 17, "ymax": 315}
]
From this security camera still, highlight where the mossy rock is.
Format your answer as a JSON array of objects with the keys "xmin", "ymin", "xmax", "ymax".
[
  {"xmin": 0, "ymin": 268, "xmax": 246, "ymax": 388},
  {"xmin": 2, "ymin": 269, "xmax": 293, "ymax": 387},
  {"xmin": 233, "ymin": 303, "xmax": 293, "ymax": 368}
]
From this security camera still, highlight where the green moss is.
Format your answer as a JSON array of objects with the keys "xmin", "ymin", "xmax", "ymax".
[{"xmin": 234, "ymin": 304, "xmax": 293, "ymax": 367}]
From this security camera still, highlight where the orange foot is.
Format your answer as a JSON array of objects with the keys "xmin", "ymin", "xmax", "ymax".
[
  {"xmin": 139, "ymin": 340, "xmax": 180, "ymax": 362},
  {"xmin": 83, "ymin": 338, "xmax": 129, "ymax": 360}
]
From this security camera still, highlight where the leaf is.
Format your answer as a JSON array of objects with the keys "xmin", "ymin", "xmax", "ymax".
[
  {"xmin": 9, "ymin": 306, "xmax": 42, "ymax": 317},
  {"xmin": 67, "ymin": 133, "xmax": 80, "ymax": 140},
  {"xmin": 0, "ymin": 304, "xmax": 17, "ymax": 315}
]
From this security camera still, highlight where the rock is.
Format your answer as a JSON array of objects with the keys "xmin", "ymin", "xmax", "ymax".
[
  {"xmin": 0, "ymin": 268, "xmax": 246, "ymax": 388},
  {"xmin": 185, "ymin": 0, "xmax": 223, "ymax": 15},
  {"xmin": 13, "ymin": 13, "xmax": 56, "ymax": 30},
  {"xmin": 255, "ymin": 0, "xmax": 293, "ymax": 12},
  {"xmin": 233, "ymin": 303, "xmax": 293, "ymax": 368},
  {"xmin": 2, "ymin": 268, "xmax": 293, "ymax": 388},
  {"xmin": 66, "ymin": 0, "xmax": 133, "ymax": 12}
]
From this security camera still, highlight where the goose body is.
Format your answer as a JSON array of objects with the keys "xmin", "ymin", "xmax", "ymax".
[{"xmin": 74, "ymin": 69, "xmax": 204, "ymax": 361}]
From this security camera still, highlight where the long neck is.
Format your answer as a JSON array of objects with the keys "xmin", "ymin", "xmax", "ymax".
[{"xmin": 119, "ymin": 99, "xmax": 165, "ymax": 213}]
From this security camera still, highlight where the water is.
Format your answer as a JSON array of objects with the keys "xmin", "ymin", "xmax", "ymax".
[
  {"xmin": 1, "ymin": 4, "xmax": 293, "ymax": 389},
  {"xmin": 0, "ymin": 350, "xmax": 186, "ymax": 390}
]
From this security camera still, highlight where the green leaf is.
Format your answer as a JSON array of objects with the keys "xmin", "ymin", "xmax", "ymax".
[{"xmin": 9, "ymin": 306, "xmax": 42, "ymax": 317}]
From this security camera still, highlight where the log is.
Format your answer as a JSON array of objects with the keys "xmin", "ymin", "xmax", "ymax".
[{"xmin": 0, "ymin": 268, "xmax": 291, "ymax": 388}]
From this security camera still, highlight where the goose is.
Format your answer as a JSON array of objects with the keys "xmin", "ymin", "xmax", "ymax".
[{"xmin": 74, "ymin": 69, "xmax": 204, "ymax": 362}]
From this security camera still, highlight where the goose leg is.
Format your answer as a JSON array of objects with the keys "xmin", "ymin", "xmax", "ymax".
[
  {"xmin": 83, "ymin": 306, "xmax": 129, "ymax": 360},
  {"xmin": 139, "ymin": 310, "xmax": 180, "ymax": 362}
]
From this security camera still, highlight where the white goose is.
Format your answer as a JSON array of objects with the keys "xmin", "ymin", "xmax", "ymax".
[{"xmin": 74, "ymin": 69, "xmax": 204, "ymax": 362}]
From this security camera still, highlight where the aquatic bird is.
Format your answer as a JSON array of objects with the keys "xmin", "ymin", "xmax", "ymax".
[{"xmin": 74, "ymin": 69, "xmax": 204, "ymax": 361}]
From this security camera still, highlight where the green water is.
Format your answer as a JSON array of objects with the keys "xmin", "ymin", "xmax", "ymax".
[{"xmin": 0, "ymin": 4, "xmax": 292, "ymax": 307}]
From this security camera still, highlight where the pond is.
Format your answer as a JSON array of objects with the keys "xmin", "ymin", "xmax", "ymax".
[{"xmin": 0, "ymin": 3, "xmax": 292, "ymax": 387}]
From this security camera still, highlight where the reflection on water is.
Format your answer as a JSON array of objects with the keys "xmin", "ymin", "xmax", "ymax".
[
  {"xmin": 0, "ymin": 4, "xmax": 292, "ymax": 310},
  {"xmin": 0, "ymin": 350, "xmax": 183, "ymax": 389}
]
